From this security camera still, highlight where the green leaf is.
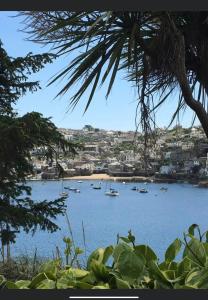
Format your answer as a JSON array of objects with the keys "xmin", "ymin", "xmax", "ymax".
[
  {"xmin": 90, "ymin": 260, "xmax": 110, "ymax": 281},
  {"xmin": 102, "ymin": 245, "xmax": 114, "ymax": 265},
  {"xmin": 134, "ymin": 245, "xmax": 157, "ymax": 263},
  {"xmin": 40, "ymin": 260, "xmax": 59, "ymax": 280},
  {"xmin": 0, "ymin": 275, "xmax": 6, "ymax": 286},
  {"xmin": 148, "ymin": 261, "xmax": 172, "ymax": 288},
  {"xmin": 113, "ymin": 242, "xmax": 132, "ymax": 262},
  {"xmin": 115, "ymin": 277, "xmax": 131, "ymax": 289},
  {"xmin": 28, "ymin": 273, "xmax": 48, "ymax": 288},
  {"xmin": 116, "ymin": 248, "xmax": 145, "ymax": 280},
  {"xmin": 183, "ymin": 238, "xmax": 206, "ymax": 267},
  {"xmin": 5, "ymin": 281, "xmax": 19, "ymax": 289},
  {"xmin": 165, "ymin": 239, "xmax": 182, "ymax": 262},
  {"xmin": 75, "ymin": 281, "xmax": 94, "ymax": 289},
  {"xmin": 15, "ymin": 280, "xmax": 31, "ymax": 289},
  {"xmin": 87, "ymin": 248, "xmax": 105, "ymax": 270},
  {"xmin": 188, "ymin": 224, "xmax": 199, "ymax": 237},
  {"xmin": 92, "ymin": 284, "xmax": 110, "ymax": 289},
  {"xmin": 36, "ymin": 279, "xmax": 56, "ymax": 289},
  {"xmin": 174, "ymin": 283, "xmax": 195, "ymax": 289},
  {"xmin": 185, "ymin": 269, "xmax": 208, "ymax": 288},
  {"xmin": 67, "ymin": 268, "xmax": 89, "ymax": 279},
  {"xmin": 120, "ymin": 237, "xmax": 131, "ymax": 243}
]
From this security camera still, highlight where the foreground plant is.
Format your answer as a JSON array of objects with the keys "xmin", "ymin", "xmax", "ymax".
[{"xmin": 1, "ymin": 224, "xmax": 208, "ymax": 289}]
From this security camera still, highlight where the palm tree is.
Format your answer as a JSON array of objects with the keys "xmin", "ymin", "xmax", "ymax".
[{"xmin": 21, "ymin": 11, "xmax": 208, "ymax": 137}]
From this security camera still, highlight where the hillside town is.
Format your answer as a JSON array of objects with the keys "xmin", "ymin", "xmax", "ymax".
[{"xmin": 29, "ymin": 125, "xmax": 208, "ymax": 182}]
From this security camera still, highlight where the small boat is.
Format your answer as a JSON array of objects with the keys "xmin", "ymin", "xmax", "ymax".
[
  {"xmin": 160, "ymin": 187, "xmax": 168, "ymax": 191},
  {"xmin": 144, "ymin": 182, "xmax": 148, "ymax": 185},
  {"xmin": 139, "ymin": 188, "xmax": 148, "ymax": 193},
  {"xmin": 93, "ymin": 186, "xmax": 101, "ymax": 190},
  {"xmin": 77, "ymin": 180, "xmax": 83, "ymax": 183},
  {"xmin": 131, "ymin": 186, "xmax": 137, "ymax": 191},
  {"xmin": 60, "ymin": 192, "xmax": 69, "ymax": 197},
  {"xmin": 69, "ymin": 188, "xmax": 80, "ymax": 193},
  {"xmin": 105, "ymin": 189, "xmax": 119, "ymax": 196}
]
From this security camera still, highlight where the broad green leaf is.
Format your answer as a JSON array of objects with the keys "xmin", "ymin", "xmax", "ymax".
[
  {"xmin": 67, "ymin": 268, "xmax": 89, "ymax": 279},
  {"xmin": 161, "ymin": 270, "xmax": 184, "ymax": 283},
  {"xmin": 148, "ymin": 261, "xmax": 172, "ymax": 288},
  {"xmin": 36, "ymin": 279, "xmax": 56, "ymax": 289},
  {"xmin": 120, "ymin": 237, "xmax": 131, "ymax": 244},
  {"xmin": 87, "ymin": 248, "xmax": 105, "ymax": 270},
  {"xmin": 113, "ymin": 243, "xmax": 132, "ymax": 262},
  {"xmin": 90, "ymin": 260, "xmax": 110, "ymax": 281},
  {"xmin": 183, "ymin": 238, "xmax": 206, "ymax": 267},
  {"xmin": 159, "ymin": 261, "xmax": 178, "ymax": 271},
  {"xmin": 57, "ymin": 277, "xmax": 74, "ymax": 289},
  {"xmin": 115, "ymin": 277, "xmax": 131, "ymax": 289},
  {"xmin": 165, "ymin": 239, "xmax": 182, "ymax": 262},
  {"xmin": 174, "ymin": 283, "xmax": 195, "ymax": 289},
  {"xmin": 28, "ymin": 273, "xmax": 48, "ymax": 288},
  {"xmin": 188, "ymin": 224, "xmax": 199, "ymax": 237},
  {"xmin": 185, "ymin": 268, "xmax": 208, "ymax": 288},
  {"xmin": 102, "ymin": 245, "xmax": 114, "ymax": 265},
  {"xmin": 5, "ymin": 281, "xmax": 19, "ymax": 289},
  {"xmin": 134, "ymin": 245, "xmax": 157, "ymax": 263},
  {"xmin": 177, "ymin": 257, "xmax": 192, "ymax": 276},
  {"xmin": 40, "ymin": 260, "xmax": 59, "ymax": 280},
  {"xmin": 15, "ymin": 280, "xmax": 31, "ymax": 289},
  {"xmin": 75, "ymin": 281, "xmax": 94, "ymax": 289},
  {"xmin": 92, "ymin": 284, "xmax": 110, "ymax": 289},
  {"xmin": 116, "ymin": 248, "xmax": 145, "ymax": 280},
  {"xmin": 0, "ymin": 275, "xmax": 6, "ymax": 285}
]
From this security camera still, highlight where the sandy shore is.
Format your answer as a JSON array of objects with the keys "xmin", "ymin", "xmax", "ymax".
[
  {"xmin": 64, "ymin": 173, "xmax": 149, "ymax": 181},
  {"xmin": 65, "ymin": 173, "xmax": 112, "ymax": 180}
]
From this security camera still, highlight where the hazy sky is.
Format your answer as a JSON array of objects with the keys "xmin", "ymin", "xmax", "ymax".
[{"xmin": 0, "ymin": 11, "xmax": 198, "ymax": 131}]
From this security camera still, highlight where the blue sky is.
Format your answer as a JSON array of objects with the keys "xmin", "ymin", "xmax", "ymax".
[{"xmin": 0, "ymin": 11, "xmax": 198, "ymax": 131}]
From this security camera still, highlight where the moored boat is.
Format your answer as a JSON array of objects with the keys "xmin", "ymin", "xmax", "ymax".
[
  {"xmin": 59, "ymin": 192, "xmax": 69, "ymax": 197},
  {"xmin": 93, "ymin": 186, "xmax": 101, "ymax": 190},
  {"xmin": 160, "ymin": 187, "xmax": 168, "ymax": 191},
  {"xmin": 105, "ymin": 189, "xmax": 119, "ymax": 196},
  {"xmin": 139, "ymin": 188, "xmax": 148, "ymax": 193}
]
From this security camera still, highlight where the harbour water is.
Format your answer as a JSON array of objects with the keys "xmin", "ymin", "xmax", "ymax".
[{"xmin": 13, "ymin": 180, "xmax": 208, "ymax": 261}]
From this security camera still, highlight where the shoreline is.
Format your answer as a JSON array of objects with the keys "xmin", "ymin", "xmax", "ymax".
[{"xmin": 27, "ymin": 173, "xmax": 208, "ymax": 186}]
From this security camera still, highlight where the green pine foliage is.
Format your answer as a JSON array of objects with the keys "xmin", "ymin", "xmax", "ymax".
[{"xmin": 0, "ymin": 41, "xmax": 80, "ymax": 259}]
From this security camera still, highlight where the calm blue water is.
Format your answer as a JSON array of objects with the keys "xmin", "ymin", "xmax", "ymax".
[{"xmin": 13, "ymin": 180, "xmax": 208, "ymax": 261}]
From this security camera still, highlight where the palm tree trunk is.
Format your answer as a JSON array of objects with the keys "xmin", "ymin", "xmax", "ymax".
[{"xmin": 171, "ymin": 22, "xmax": 208, "ymax": 138}]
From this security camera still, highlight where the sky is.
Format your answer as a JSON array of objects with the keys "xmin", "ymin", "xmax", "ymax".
[{"xmin": 0, "ymin": 11, "xmax": 199, "ymax": 131}]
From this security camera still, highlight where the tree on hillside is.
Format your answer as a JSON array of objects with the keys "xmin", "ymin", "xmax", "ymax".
[
  {"xmin": 0, "ymin": 42, "xmax": 80, "ymax": 261},
  {"xmin": 83, "ymin": 124, "xmax": 94, "ymax": 131},
  {"xmin": 21, "ymin": 11, "xmax": 208, "ymax": 139}
]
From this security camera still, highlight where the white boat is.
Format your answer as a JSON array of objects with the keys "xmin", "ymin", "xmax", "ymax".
[
  {"xmin": 68, "ymin": 188, "xmax": 80, "ymax": 193},
  {"xmin": 77, "ymin": 180, "xmax": 83, "ymax": 183},
  {"xmin": 60, "ymin": 192, "xmax": 69, "ymax": 197},
  {"xmin": 105, "ymin": 190, "xmax": 119, "ymax": 196},
  {"xmin": 139, "ymin": 188, "xmax": 148, "ymax": 193}
]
